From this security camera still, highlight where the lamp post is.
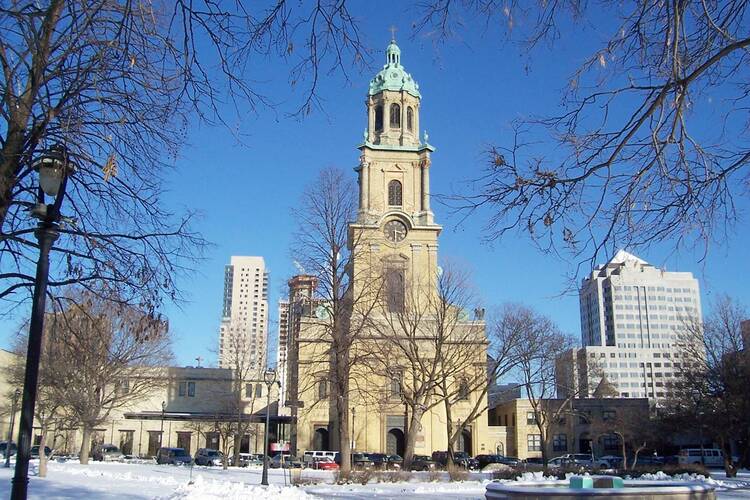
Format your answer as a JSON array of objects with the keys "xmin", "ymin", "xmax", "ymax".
[
  {"xmin": 160, "ymin": 401, "xmax": 166, "ymax": 448},
  {"xmin": 351, "ymin": 407, "xmax": 356, "ymax": 452},
  {"xmin": 5, "ymin": 389, "xmax": 21, "ymax": 468},
  {"xmin": 261, "ymin": 369, "xmax": 276, "ymax": 486},
  {"xmin": 12, "ymin": 144, "xmax": 74, "ymax": 500}
]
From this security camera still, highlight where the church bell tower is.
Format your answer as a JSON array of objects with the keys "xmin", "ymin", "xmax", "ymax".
[{"xmin": 350, "ymin": 37, "xmax": 441, "ymax": 305}]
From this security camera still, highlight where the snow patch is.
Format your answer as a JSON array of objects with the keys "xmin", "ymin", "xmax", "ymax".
[{"xmin": 157, "ymin": 475, "xmax": 313, "ymax": 499}]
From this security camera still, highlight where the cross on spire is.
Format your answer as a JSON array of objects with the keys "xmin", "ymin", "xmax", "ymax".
[{"xmin": 389, "ymin": 25, "xmax": 397, "ymax": 42}]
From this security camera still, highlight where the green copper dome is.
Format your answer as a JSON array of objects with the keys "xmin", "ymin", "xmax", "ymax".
[{"xmin": 368, "ymin": 40, "xmax": 421, "ymax": 98}]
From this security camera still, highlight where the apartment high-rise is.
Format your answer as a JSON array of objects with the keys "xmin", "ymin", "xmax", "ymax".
[
  {"xmin": 557, "ymin": 250, "xmax": 703, "ymax": 402},
  {"xmin": 276, "ymin": 300, "xmax": 290, "ymax": 409},
  {"xmin": 218, "ymin": 256, "xmax": 269, "ymax": 376}
]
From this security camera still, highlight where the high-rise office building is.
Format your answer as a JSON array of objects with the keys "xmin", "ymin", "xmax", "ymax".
[
  {"xmin": 218, "ymin": 256, "xmax": 269, "ymax": 376},
  {"xmin": 557, "ymin": 250, "xmax": 703, "ymax": 402}
]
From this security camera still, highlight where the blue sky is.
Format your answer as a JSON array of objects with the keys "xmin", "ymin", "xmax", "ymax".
[{"xmin": 3, "ymin": 3, "xmax": 749, "ymax": 367}]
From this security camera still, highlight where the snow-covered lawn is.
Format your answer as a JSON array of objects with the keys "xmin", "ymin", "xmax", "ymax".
[{"xmin": 0, "ymin": 460, "xmax": 747, "ymax": 499}]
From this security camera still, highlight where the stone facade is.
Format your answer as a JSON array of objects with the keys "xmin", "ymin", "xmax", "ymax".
[
  {"xmin": 288, "ymin": 40, "xmax": 493, "ymax": 459},
  {"xmin": 489, "ymin": 397, "xmax": 649, "ymax": 460}
]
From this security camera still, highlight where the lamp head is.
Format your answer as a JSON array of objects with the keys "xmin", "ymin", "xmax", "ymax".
[
  {"xmin": 161, "ymin": 400, "xmax": 166, "ymax": 411},
  {"xmin": 263, "ymin": 369, "xmax": 276, "ymax": 385},
  {"xmin": 14, "ymin": 388, "xmax": 21, "ymax": 399},
  {"xmin": 34, "ymin": 144, "xmax": 75, "ymax": 198}
]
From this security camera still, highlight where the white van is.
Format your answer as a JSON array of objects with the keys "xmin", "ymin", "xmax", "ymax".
[
  {"xmin": 303, "ymin": 450, "xmax": 338, "ymax": 466},
  {"xmin": 678, "ymin": 448, "xmax": 726, "ymax": 467}
]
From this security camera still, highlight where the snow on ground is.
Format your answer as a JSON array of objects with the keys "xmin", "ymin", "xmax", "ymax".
[{"xmin": 0, "ymin": 460, "xmax": 748, "ymax": 499}]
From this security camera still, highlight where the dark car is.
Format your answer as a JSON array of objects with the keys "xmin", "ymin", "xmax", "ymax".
[
  {"xmin": 454, "ymin": 451, "xmax": 479, "ymax": 470},
  {"xmin": 475, "ymin": 454, "xmax": 519, "ymax": 469},
  {"xmin": 366, "ymin": 453, "xmax": 390, "ymax": 469},
  {"xmin": 352, "ymin": 453, "xmax": 374, "ymax": 469},
  {"xmin": 30, "ymin": 445, "xmax": 52, "ymax": 458},
  {"xmin": 411, "ymin": 454, "xmax": 438, "ymax": 471},
  {"xmin": 0, "ymin": 442, "xmax": 17, "ymax": 458},
  {"xmin": 194, "ymin": 448, "xmax": 224, "ymax": 466},
  {"xmin": 156, "ymin": 447, "xmax": 192, "ymax": 465},
  {"xmin": 387, "ymin": 454, "xmax": 403, "ymax": 469},
  {"xmin": 92, "ymin": 444, "xmax": 123, "ymax": 462}
]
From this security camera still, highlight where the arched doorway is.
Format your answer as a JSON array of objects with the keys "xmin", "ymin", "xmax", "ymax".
[
  {"xmin": 313, "ymin": 428, "xmax": 329, "ymax": 451},
  {"xmin": 457, "ymin": 429, "xmax": 472, "ymax": 456},
  {"xmin": 386, "ymin": 428, "xmax": 405, "ymax": 457},
  {"xmin": 495, "ymin": 442, "xmax": 504, "ymax": 455},
  {"xmin": 578, "ymin": 432, "xmax": 592, "ymax": 454}
]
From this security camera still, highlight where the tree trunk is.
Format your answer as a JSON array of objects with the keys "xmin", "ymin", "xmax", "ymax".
[
  {"xmin": 233, "ymin": 432, "xmax": 241, "ymax": 468},
  {"xmin": 79, "ymin": 426, "xmax": 92, "ymax": 465},
  {"xmin": 332, "ymin": 334, "xmax": 351, "ymax": 476},
  {"xmin": 38, "ymin": 430, "xmax": 48, "ymax": 477},
  {"xmin": 444, "ymin": 395, "xmax": 457, "ymax": 472},
  {"xmin": 719, "ymin": 436, "xmax": 737, "ymax": 478},
  {"xmin": 620, "ymin": 437, "xmax": 627, "ymax": 471},
  {"xmin": 403, "ymin": 406, "xmax": 424, "ymax": 470}
]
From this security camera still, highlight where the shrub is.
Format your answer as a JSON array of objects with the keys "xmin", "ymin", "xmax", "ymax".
[
  {"xmin": 427, "ymin": 470, "xmax": 443, "ymax": 482},
  {"xmin": 448, "ymin": 469, "xmax": 469, "ymax": 482},
  {"xmin": 491, "ymin": 468, "xmax": 524, "ymax": 480}
]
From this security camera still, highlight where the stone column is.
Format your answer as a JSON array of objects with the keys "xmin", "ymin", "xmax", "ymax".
[
  {"xmin": 361, "ymin": 157, "xmax": 370, "ymax": 212},
  {"xmin": 421, "ymin": 157, "xmax": 431, "ymax": 212},
  {"xmin": 367, "ymin": 99, "xmax": 374, "ymax": 143}
]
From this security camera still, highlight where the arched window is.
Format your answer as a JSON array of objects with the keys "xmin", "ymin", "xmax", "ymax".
[
  {"xmin": 390, "ymin": 103, "xmax": 401, "ymax": 128},
  {"xmin": 318, "ymin": 379, "xmax": 327, "ymax": 400},
  {"xmin": 385, "ymin": 267, "xmax": 405, "ymax": 313},
  {"xmin": 458, "ymin": 379, "xmax": 470, "ymax": 400},
  {"xmin": 407, "ymin": 107, "xmax": 413, "ymax": 131},
  {"xmin": 375, "ymin": 105, "xmax": 383, "ymax": 132},
  {"xmin": 388, "ymin": 180, "xmax": 402, "ymax": 206}
]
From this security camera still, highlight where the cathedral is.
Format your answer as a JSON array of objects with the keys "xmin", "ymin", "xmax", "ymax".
[{"xmin": 288, "ymin": 39, "xmax": 496, "ymax": 459}]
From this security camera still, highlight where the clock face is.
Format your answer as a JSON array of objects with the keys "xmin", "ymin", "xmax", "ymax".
[{"xmin": 384, "ymin": 219, "xmax": 407, "ymax": 242}]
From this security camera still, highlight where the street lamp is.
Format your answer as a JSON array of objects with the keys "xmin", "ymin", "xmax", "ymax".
[
  {"xmin": 160, "ymin": 401, "xmax": 166, "ymax": 448},
  {"xmin": 12, "ymin": 144, "xmax": 75, "ymax": 500},
  {"xmin": 5, "ymin": 389, "xmax": 21, "ymax": 468},
  {"xmin": 261, "ymin": 369, "xmax": 277, "ymax": 486},
  {"xmin": 351, "ymin": 407, "xmax": 356, "ymax": 452}
]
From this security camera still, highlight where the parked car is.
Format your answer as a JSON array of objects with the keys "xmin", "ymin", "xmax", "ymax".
[
  {"xmin": 231, "ymin": 453, "xmax": 264, "ymax": 467},
  {"xmin": 194, "ymin": 448, "xmax": 224, "ymax": 466},
  {"xmin": 523, "ymin": 457, "xmax": 544, "ymax": 465},
  {"xmin": 0, "ymin": 442, "xmax": 17, "ymax": 458},
  {"xmin": 433, "ymin": 451, "xmax": 477, "ymax": 469},
  {"xmin": 546, "ymin": 456, "xmax": 567, "ymax": 469},
  {"xmin": 270, "ymin": 453, "xmax": 303, "ymax": 468},
  {"xmin": 597, "ymin": 455, "xmax": 623, "ymax": 468},
  {"xmin": 156, "ymin": 447, "xmax": 192, "ymax": 465},
  {"xmin": 303, "ymin": 450, "xmax": 338, "ymax": 467},
  {"xmin": 351, "ymin": 453, "xmax": 374, "ymax": 469},
  {"xmin": 92, "ymin": 444, "xmax": 123, "ymax": 462},
  {"xmin": 677, "ymin": 449, "xmax": 736, "ymax": 467},
  {"xmin": 366, "ymin": 453, "xmax": 390, "ymax": 469},
  {"xmin": 411, "ymin": 455, "xmax": 438, "ymax": 471},
  {"xmin": 635, "ymin": 455, "xmax": 665, "ymax": 466},
  {"xmin": 386, "ymin": 454, "xmax": 403, "ymax": 469},
  {"xmin": 312, "ymin": 457, "xmax": 339, "ymax": 470},
  {"xmin": 475, "ymin": 454, "xmax": 519, "ymax": 469},
  {"xmin": 454, "ymin": 451, "xmax": 479, "ymax": 470},
  {"xmin": 30, "ymin": 445, "xmax": 52, "ymax": 458}
]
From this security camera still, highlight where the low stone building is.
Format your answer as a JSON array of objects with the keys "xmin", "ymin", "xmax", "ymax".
[{"xmin": 490, "ymin": 397, "xmax": 650, "ymax": 460}]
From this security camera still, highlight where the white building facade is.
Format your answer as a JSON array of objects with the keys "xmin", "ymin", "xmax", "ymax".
[
  {"xmin": 558, "ymin": 250, "xmax": 703, "ymax": 403},
  {"xmin": 218, "ymin": 256, "xmax": 269, "ymax": 376}
]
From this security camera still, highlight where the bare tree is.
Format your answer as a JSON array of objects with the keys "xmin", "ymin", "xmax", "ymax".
[
  {"xmin": 432, "ymin": 271, "xmax": 524, "ymax": 471},
  {"xmin": 290, "ymin": 167, "xmax": 381, "ymax": 474},
  {"xmin": 507, "ymin": 304, "xmax": 577, "ymax": 466},
  {"xmin": 588, "ymin": 405, "xmax": 653, "ymax": 470},
  {"xmin": 417, "ymin": 1, "xmax": 750, "ymax": 268},
  {"xmin": 361, "ymin": 262, "xmax": 487, "ymax": 470},
  {"xmin": 0, "ymin": 1, "xmax": 368, "ymax": 311},
  {"xmin": 20, "ymin": 289, "xmax": 174, "ymax": 464},
  {"xmin": 667, "ymin": 295, "xmax": 749, "ymax": 477}
]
